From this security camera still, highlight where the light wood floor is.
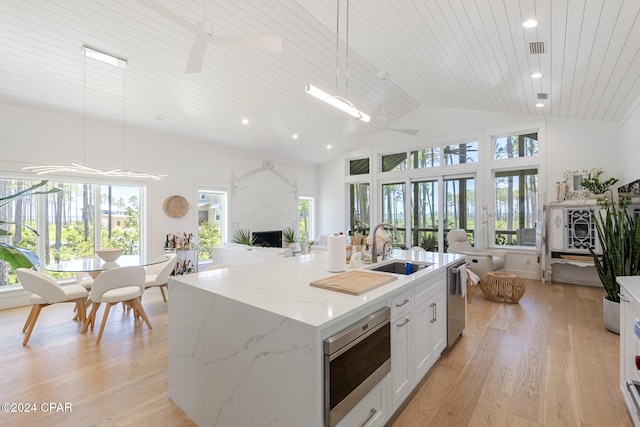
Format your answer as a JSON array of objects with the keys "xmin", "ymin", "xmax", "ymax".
[{"xmin": 0, "ymin": 279, "xmax": 632, "ymax": 427}]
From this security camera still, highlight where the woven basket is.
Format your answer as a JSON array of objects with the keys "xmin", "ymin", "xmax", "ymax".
[{"xmin": 480, "ymin": 272, "xmax": 525, "ymax": 303}]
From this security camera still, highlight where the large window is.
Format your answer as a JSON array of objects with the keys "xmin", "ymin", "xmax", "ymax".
[
  {"xmin": 299, "ymin": 196, "xmax": 314, "ymax": 241},
  {"xmin": 197, "ymin": 190, "xmax": 226, "ymax": 261},
  {"xmin": 381, "ymin": 182, "xmax": 406, "ymax": 242},
  {"xmin": 494, "ymin": 133, "xmax": 538, "ymax": 159},
  {"xmin": 349, "ymin": 183, "xmax": 370, "ymax": 234},
  {"xmin": 443, "ymin": 177, "xmax": 475, "ymax": 247},
  {"xmin": 494, "ymin": 169, "xmax": 538, "ymax": 246},
  {"xmin": 411, "ymin": 180, "xmax": 438, "ymax": 250},
  {"xmin": 0, "ymin": 178, "xmax": 143, "ymax": 286}
]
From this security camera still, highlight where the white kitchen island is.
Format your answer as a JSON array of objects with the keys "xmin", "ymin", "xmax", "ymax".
[{"xmin": 168, "ymin": 249, "xmax": 462, "ymax": 427}]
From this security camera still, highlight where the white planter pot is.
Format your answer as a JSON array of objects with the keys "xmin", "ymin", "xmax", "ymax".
[{"xmin": 603, "ymin": 297, "xmax": 620, "ymax": 334}]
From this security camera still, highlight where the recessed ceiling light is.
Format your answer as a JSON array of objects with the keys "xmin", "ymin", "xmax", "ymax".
[
  {"xmin": 535, "ymin": 103, "xmax": 545, "ymax": 108},
  {"xmin": 530, "ymin": 72, "xmax": 543, "ymax": 79},
  {"xmin": 326, "ymin": 144, "xmax": 332, "ymax": 149},
  {"xmin": 523, "ymin": 19, "xmax": 538, "ymax": 28},
  {"xmin": 292, "ymin": 134, "xmax": 299, "ymax": 140},
  {"xmin": 241, "ymin": 118, "xmax": 249, "ymax": 125}
]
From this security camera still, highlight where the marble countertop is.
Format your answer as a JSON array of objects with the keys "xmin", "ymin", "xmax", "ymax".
[
  {"xmin": 170, "ymin": 249, "xmax": 462, "ymax": 329},
  {"xmin": 618, "ymin": 276, "xmax": 640, "ymax": 301}
]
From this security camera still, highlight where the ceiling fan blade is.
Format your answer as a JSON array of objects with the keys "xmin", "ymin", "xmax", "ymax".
[
  {"xmin": 210, "ymin": 35, "xmax": 282, "ymax": 52},
  {"xmin": 388, "ymin": 128, "xmax": 420, "ymax": 136},
  {"xmin": 185, "ymin": 35, "xmax": 208, "ymax": 73},
  {"xmin": 135, "ymin": 0, "xmax": 199, "ymax": 35}
]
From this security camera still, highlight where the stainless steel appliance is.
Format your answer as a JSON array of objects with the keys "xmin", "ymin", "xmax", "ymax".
[
  {"xmin": 447, "ymin": 260, "xmax": 467, "ymax": 347},
  {"xmin": 324, "ymin": 306, "xmax": 391, "ymax": 427}
]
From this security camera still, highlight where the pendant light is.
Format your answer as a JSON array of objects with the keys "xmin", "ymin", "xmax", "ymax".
[
  {"xmin": 24, "ymin": 46, "xmax": 166, "ymax": 180},
  {"xmin": 305, "ymin": 0, "xmax": 370, "ymax": 122}
]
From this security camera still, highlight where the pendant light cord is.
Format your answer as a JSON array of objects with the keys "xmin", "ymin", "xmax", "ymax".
[
  {"xmin": 122, "ymin": 66, "xmax": 127, "ymax": 172},
  {"xmin": 83, "ymin": 52, "xmax": 87, "ymax": 167},
  {"xmin": 334, "ymin": 0, "xmax": 351, "ymax": 98}
]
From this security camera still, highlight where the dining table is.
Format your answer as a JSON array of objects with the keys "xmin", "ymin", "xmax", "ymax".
[{"xmin": 45, "ymin": 254, "xmax": 170, "ymax": 278}]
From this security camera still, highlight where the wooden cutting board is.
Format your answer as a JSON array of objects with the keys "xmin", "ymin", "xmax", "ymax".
[{"xmin": 310, "ymin": 270, "xmax": 397, "ymax": 295}]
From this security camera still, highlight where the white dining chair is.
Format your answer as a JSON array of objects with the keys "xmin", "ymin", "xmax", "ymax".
[
  {"xmin": 16, "ymin": 268, "xmax": 89, "ymax": 346},
  {"xmin": 144, "ymin": 253, "xmax": 177, "ymax": 302},
  {"xmin": 82, "ymin": 265, "xmax": 151, "ymax": 344}
]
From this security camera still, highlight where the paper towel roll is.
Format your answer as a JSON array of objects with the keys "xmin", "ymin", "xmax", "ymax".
[{"xmin": 327, "ymin": 235, "xmax": 346, "ymax": 272}]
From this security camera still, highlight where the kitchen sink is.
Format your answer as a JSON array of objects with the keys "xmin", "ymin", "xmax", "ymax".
[{"xmin": 368, "ymin": 261, "xmax": 433, "ymax": 275}]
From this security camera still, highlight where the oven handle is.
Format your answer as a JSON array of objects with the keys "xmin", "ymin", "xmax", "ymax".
[
  {"xmin": 626, "ymin": 380, "xmax": 640, "ymax": 416},
  {"xmin": 328, "ymin": 318, "xmax": 390, "ymax": 361}
]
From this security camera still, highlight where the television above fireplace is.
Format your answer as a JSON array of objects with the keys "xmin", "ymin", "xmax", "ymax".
[{"xmin": 252, "ymin": 230, "xmax": 282, "ymax": 248}]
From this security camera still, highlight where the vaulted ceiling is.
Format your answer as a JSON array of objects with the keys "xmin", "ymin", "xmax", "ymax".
[{"xmin": 2, "ymin": 0, "xmax": 640, "ymax": 164}]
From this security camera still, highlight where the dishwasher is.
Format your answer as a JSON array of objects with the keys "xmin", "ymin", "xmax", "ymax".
[{"xmin": 447, "ymin": 260, "xmax": 467, "ymax": 347}]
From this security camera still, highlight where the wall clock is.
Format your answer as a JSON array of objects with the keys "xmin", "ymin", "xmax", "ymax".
[{"xmin": 163, "ymin": 195, "xmax": 190, "ymax": 218}]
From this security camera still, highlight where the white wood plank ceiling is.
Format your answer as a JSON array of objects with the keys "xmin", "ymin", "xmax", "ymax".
[{"xmin": 1, "ymin": 0, "xmax": 639, "ymax": 164}]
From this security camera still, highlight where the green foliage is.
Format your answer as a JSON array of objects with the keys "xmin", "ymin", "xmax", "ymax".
[
  {"xmin": 198, "ymin": 221, "xmax": 221, "ymax": 260},
  {"xmin": 589, "ymin": 193, "xmax": 640, "ymax": 302},
  {"xmin": 419, "ymin": 234, "xmax": 438, "ymax": 251},
  {"xmin": 232, "ymin": 228, "xmax": 255, "ymax": 246},
  {"xmin": 581, "ymin": 169, "xmax": 619, "ymax": 194},
  {"xmin": 0, "ymin": 180, "xmax": 60, "ymax": 270},
  {"xmin": 282, "ymin": 226, "xmax": 297, "ymax": 244}
]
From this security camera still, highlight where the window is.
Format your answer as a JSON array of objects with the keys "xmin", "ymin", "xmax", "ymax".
[
  {"xmin": 349, "ymin": 158, "xmax": 370, "ymax": 175},
  {"xmin": 411, "ymin": 180, "xmax": 438, "ymax": 250},
  {"xmin": 299, "ymin": 197, "xmax": 314, "ymax": 241},
  {"xmin": 443, "ymin": 141, "xmax": 478, "ymax": 165},
  {"xmin": 494, "ymin": 133, "xmax": 538, "ymax": 160},
  {"xmin": 197, "ymin": 190, "xmax": 226, "ymax": 261},
  {"xmin": 381, "ymin": 153, "xmax": 407, "ymax": 172},
  {"xmin": 0, "ymin": 178, "xmax": 143, "ymax": 286},
  {"xmin": 410, "ymin": 148, "xmax": 440, "ymax": 169},
  {"xmin": 381, "ymin": 182, "xmax": 406, "ymax": 242},
  {"xmin": 349, "ymin": 183, "xmax": 370, "ymax": 234},
  {"xmin": 494, "ymin": 169, "xmax": 538, "ymax": 245},
  {"xmin": 443, "ymin": 177, "xmax": 475, "ymax": 247}
]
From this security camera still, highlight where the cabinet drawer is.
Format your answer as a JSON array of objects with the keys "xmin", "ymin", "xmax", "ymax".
[
  {"xmin": 336, "ymin": 375, "xmax": 387, "ymax": 427},
  {"xmin": 390, "ymin": 290, "xmax": 412, "ymax": 318}
]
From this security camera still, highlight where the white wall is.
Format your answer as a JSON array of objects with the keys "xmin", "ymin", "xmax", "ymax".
[
  {"xmin": 620, "ymin": 102, "xmax": 640, "ymax": 184},
  {"xmin": 317, "ymin": 105, "xmax": 622, "ymax": 236},
  {"xmin": 0, "ymin": 103, "xmax": 318, "ymax": 254}
]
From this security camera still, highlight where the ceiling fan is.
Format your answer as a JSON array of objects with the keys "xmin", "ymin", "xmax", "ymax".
[
  {"xmin": 360, "ymin": 72, "xmax": 419, "ymax": 137},
  {"xmin": 135, "ymin": 0, "xmax": 282, "ymax": 73}
]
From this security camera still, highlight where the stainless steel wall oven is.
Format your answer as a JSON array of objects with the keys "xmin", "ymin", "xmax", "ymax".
[{"xmin": 323, "ymin": 306, "xmax": 391, "ymax": 427}]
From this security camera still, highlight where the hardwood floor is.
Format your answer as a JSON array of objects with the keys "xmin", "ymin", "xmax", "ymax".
[
  {"xmin": 0, "ymin": 279, "xmax": 632, "ymax": 426},
  {"xmin": 392, "ymin": 279, "xmax": 632, "ymax": 427}
]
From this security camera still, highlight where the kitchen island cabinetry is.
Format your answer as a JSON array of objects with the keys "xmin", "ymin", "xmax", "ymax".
[
  {"xmin": 618, "ymin": 276, "xmax": 640, "ymax": 426},
  {"xmin": 168, "ymin": 250, "xmax": 461, "ymax": 426}
]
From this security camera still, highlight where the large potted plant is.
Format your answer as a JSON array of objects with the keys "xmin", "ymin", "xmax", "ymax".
[
  {"xmin": 0, "ymin": 180, "xmax": 60, "ymax": 271},
  {"xmin": 589, "ymin": 192, "xmax": 640, "ymax": 334}
]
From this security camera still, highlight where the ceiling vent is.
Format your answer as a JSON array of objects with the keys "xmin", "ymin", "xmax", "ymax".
[
  {"xmin": 537, "ymin": 93, "xmax": 548, "ymax": 100},
  {"xmin": 529, "ymin": 41, "xmax": 545, "ymax": 54}
]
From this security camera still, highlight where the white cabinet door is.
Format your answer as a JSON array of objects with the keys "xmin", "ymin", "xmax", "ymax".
[
  {"xmin": 414, "ymin": 285, "xmax": 447, "ymax": 380},
  {"xmin": 428, "ymin": 286, "xmax": 447, "ymax": 360},
  {"xmin": 413, "ymin": 299, "xmax": 432, "ymax": 380},
  {"xmin": 391, "ymin": 313, "xmax": 412, "ymax": 407}
]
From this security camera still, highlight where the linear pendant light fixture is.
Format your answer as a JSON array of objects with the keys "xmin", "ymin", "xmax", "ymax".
[
  {"xmin": 305, "ymin": 84, "xmax": 370, "ymax": 122},
  {"xmin": 24, "ymin": 46, "xmax": 166, "ymax": 180},
  {"xmin": 305, "ymin": 0, "xmax": 370, "ymax": 122}
]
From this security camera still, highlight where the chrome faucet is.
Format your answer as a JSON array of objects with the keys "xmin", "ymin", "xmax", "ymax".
[{"xmin": 371, "ymin": 223, "xmax": 401, "ymax": 264}]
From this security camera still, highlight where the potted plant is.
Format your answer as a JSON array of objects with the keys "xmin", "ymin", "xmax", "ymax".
[
  {"xmin": 0, "ymin": 180, "xmax": 60, "ymax": 271},
  {"xmin": 232, "ymin": 228, "xmax": 255, "ymax": 246},
  {"xmin": 581, "ymin": 169, "xmax": 619, "ymax": 195},
  {"xmin": 282, "ymin": 227, "xmax": 297, "ymax": 250},
  {"xmin": 589, "ymin": 192, "xmax": 640, "ymax": 334}
]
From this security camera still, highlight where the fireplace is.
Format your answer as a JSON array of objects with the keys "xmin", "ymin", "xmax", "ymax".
[{"xmin": 252, "ymin": 230, "xmax": 282, "ymax": 248}]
